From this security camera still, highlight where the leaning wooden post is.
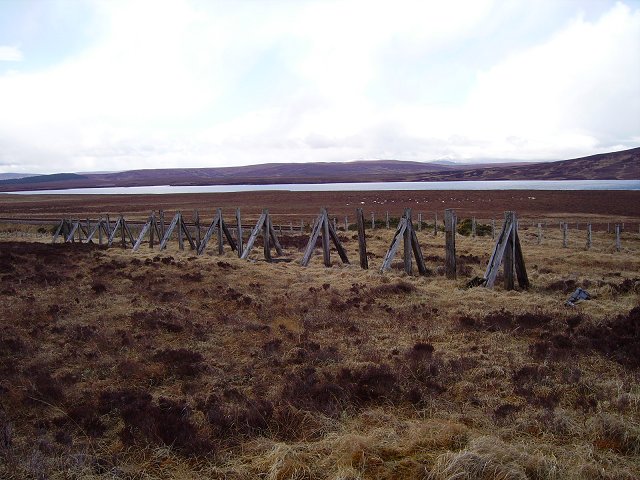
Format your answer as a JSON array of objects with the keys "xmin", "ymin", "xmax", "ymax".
[
  {"xmin": 159, "ymin": 210, "xmax": 165, "ymax": 239},
  {"xmin": 236, "ymin": 208, "xmax": 243, "ymax": 258},
  {"xmin": 322, "ymin": 209, "xmax": 331, "ymax": 267},
  {"xmin": 403, "ymin": 208, "xmax": 412, "ymax": 274},
  {"xmin": 98, "ymin": 218, "xmax": 103, "ymax": 245},
  {"xmin": 586, "ymin": 223, "xmax": 592, "ymax": 249},
  {"xmin": 615, "ymin": 224, "xmax": 621, "ymax": 251},
  {"xmin": 217, "ymin": 208, "xmax": 224, "ymax": 255},
  {"xmin": 371, "ymin": 212, "xmax": 375, "ymax": 229},
  {"xmin": 444, "ymin": 209, "xmax": 456, "ymax": 279},
  {"xmin": 194, "ymin": 210, "xmax": 201, "ymax": 249},
  {"xmin": 562, "ymin": 222, "xmax": 568, "ymax": 248},
  {"xmin": 356, "ymin": 208, "xmax": 368, "ymax": 269},
  {"xmin": 386, "ymin": 211, "xmax": 390, "ymax": 229},
  {"xmin": 503, "ymin": 211, "xmax": 515, "ymax": 290}
]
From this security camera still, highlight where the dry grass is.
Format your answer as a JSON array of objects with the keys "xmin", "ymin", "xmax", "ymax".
[{"xmin": 0, "ymin": 217, "xmax": 639, "ymax": 479}]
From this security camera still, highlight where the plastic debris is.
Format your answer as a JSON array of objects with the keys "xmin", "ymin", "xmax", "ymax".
[{"xmin": 566, "ymin": 287, "xmax": 591, "ymax": 307}]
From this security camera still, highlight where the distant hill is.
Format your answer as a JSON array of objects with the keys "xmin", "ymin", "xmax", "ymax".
[
  {"xmin": 0, "ymin": 173, "xmax": 40, "ymax": 181},
  {"xmin": 0, "ymin": 147, "xmax": 637, "ymax": 192}
]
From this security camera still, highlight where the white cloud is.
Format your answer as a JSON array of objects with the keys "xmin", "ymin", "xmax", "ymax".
[
  {"xmin": 0, "ymin": 0, "xmax": 638, "ymax": 173},
  {"xmin": 0, "ymin": 46, "xmax": 23, "ymax": 61}
]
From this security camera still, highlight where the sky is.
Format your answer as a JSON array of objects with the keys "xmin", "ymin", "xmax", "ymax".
[{"xmin": 0, "ymin": 0, "xmax": 639, "ymax": 174}]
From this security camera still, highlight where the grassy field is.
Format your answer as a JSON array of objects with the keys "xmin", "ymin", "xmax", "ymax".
[{"xmin": 0, "ymin": 211, "xmax": 639, "ymax": 479}]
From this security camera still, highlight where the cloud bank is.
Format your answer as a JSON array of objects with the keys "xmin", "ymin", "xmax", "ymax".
[{"xmin": 0, "ymin": 0, "xmax": 638, "ymax": 173}]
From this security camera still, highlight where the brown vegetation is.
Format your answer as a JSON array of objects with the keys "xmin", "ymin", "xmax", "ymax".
[{"xmin": 0, "ymin": 214, "xmax": 639, "ymax": 479}]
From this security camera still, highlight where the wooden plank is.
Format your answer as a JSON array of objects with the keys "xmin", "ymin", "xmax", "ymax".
[
  {"xmin": 321, "ymin": 210, "xmax": 331, "ymax": 267},
  {"xmin": 403, "ymin": 209, "xmax": 412, "ymax": 274},
  {"xmin": 327, "ymin": 218, "xmax": 349, "ymax": 264},
  {"xmin": 300, "ymin": 212, "xmax": 324, "ymax": 266},
  {"xmin": 149, "ymin": 213, "xmax": 156, "ymax": 248},
  {"xmin": 236, "ymin": 208, "xmax": 243, "ymax": 258},
  {"xmin": 513, "ymin": 228, "xmax": 529, "ymax": 289},
  {"xmin": 410, "ymin": 224, "xmax": 427, "ymax": 276},
  {"xmin": 65, "ymin": 222, "xmax": 79, "ymax": 243},
  {"xmin": 52, "ymin": 220, "xmax": 64, "ymax": 244},
  {"xmin": 263, "ymin": 211, "xmax": 272, "ymax": 262},
  {"xmin": 133, "ymin": 219, "xmax": 152, "ymax": 251},
  {"xmin": 268, "ymin": 219, "xmax": 283, "ymax": 256},
  {"xmin": 123, "ymin": 220, "xmax": 136, "ymax": 246},
  {"xmin": 503, "ymin": 212, "xmax": 515, "ymax": 290},
  {"xmin": 444, "ymin": 209, "xmax": 456, "ymax": 279},
  {"xmin": 84, "ymin": 221, "xmax": 101, "ymax": 243},
  {"xmin": 197, "ymin": 211, "xmax": 221, "ymax": 255},
  {"xmin": 483, "ymin": 216, "xmax": 513, "ymax": 288},
  {"xmin": 380, "ymin": 218, "xmax": 406, "ymax": 272},
  {"xmin": 180, "ymin": 216, "xmax": 196, "ymax": 250},
  {"xmin": 241, "ymin": 212, "xmax": 267, "ymax": 260},
  {"xmin": 356, "ymin": 208, "xmax": 368, "ymax": 269},
  {"xmin": 221, "ymin": 219, "xmax": 238, "ymax": 252},
  {"xmin": 177, "ymin": 213, "xmax": 184, "ymax": 250},
  {"xmin": 217, "ymin": 208, "xmax": 224, "ymax": 254},
  {"xmin": 159, "ymin": 213, "xmax": 180, "ymax": 250},
  {"xmin": 194, "ymin": 210, "xmax": 201, "ymax": 250}
]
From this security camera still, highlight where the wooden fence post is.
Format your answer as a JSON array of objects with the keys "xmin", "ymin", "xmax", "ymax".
[
  {"xmin": 537, "ymin": 223, "xmax": 542, "ymax": 245},
  {"xmin": 503, "ymin": 211, "xmax": 515, "ymax": 290},
  {"xmin": 491, "ymin": 219, "xmax": 496, "ymax": 240},
  {"xmin": 471, "ymin": 217, "xmax": 476, "ymax": 237},
  {"xmin": 434, "ymin": 212, "xmax": 438, "ymax": 236},
  {"xmin": 371, "ymin": 212, "xmax": 375, "ymax": 229},
  {"xmin": 386, "ymin": 211, "xmax": 390, "ymax": 229},
  {"xmin": 418, "ymin": 212, "xmax": 422, "ymax": 231},
  {"xmin": 356, "ymin": 208, "xmax": 368, "ymax": 269},
  {"xmin": 159, "ymin": 210, "xmax": 165, "ymax": 239},
  {"xmin": 445, "ymin": 209, "xmax": 456, "ymax": 279},
  {"xmin": 615, "ymin": 224, "xmax": 621, "ymax": 251},
  {"xmin": 562, "ymin": 222, "xmax": 568, "ymax": 248},
  {"xmin": 344, "ymin": 216, "xmax": 348, "ymax": 232},
  {"xmin": 403, "ymin": 208, "xmax": 412, "ymax": 274},
  {"xmin": 236, "ymin": 208, "xmax": 243, "ymax": 258},
  {"xmin": 586, "ymin": 224, "xmax": 592, "ymax": 249},
  {"xmin": 322, "ymin": 209, "xmax": 331, "ymax": 267}
]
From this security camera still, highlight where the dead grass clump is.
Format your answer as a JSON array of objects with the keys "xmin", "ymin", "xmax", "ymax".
[
  {"xmin": 132, "ymin": 308, "xmax": 186, "ymax": 333},
  {"xmin": 589, "ymin": 412, "xmax": 640, "ymax": 455},
  {"xmin": 428, "ymin": 436, "xmax": 557, "ymax": 480}
]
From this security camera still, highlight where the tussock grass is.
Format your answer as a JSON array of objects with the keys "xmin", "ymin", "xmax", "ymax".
[{"xmin": 0, "ymin": 217, "xmax": 639, "ymax": 479}]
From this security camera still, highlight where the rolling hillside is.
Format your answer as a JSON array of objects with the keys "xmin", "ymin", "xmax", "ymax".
[{"xmin": 0, "ymin": 147, "xmax": 638, "ymax": 192}]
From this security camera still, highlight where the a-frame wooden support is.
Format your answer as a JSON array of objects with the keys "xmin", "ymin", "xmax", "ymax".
[
  {"xmin": 107, "ymin": 215, "xmax": 136, "ymax": 248},
  {"xmin": 84, "ymin": 218, "xmax": 111, "ymax": 245},
  {"xmin": 483, "ymin": 211, "xmax": 529, "ymax": 290},
  {"xmin": 132, "ymin": 212, "xmax": 162, "ymax": 251},
  {"xmin": 158, "ymin": 212, "xmax": 196, "ymax": 251},
  {"xmin": 52, "ymin": 219, "xmax": 72, "ymax": 243},
  {"xmin": 300, "ymin": 208, "xmax": 349, "ymax": 267},
  {"xmin": 240, "ymin": 209, "xmax": 283, "ymax": 262},
  {"xmin": 197, "ymin": 209, "xmax": 237, "ymax": 255},
  {"xmin": 380, "ymin": 208, "xmax": 427, "ymax": 275}
]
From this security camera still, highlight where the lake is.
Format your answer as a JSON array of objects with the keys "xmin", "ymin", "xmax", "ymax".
[{"xmin": 6, "ymin": 179, "xmax": 640, "ymax": 195}]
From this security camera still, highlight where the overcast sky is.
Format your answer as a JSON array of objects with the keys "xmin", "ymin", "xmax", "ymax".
[{"xmin": 0, "ymin": 0, "xmax": 639, "ymax": 174}]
